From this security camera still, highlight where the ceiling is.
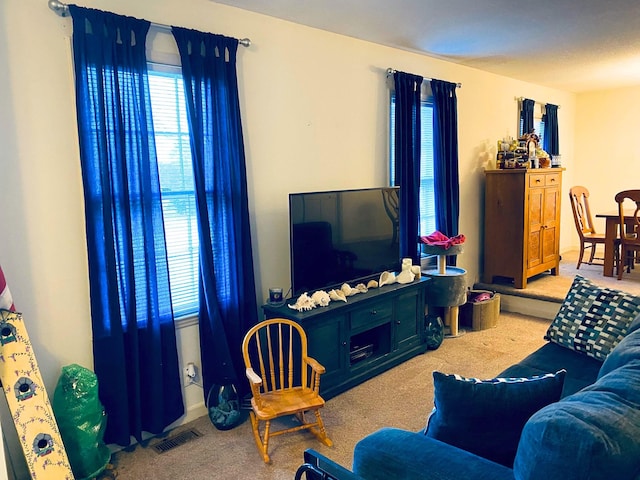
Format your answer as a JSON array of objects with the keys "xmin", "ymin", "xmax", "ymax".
[{"xmin": 212, "ymin": 0, "xmax": 640, "ymax": 93}]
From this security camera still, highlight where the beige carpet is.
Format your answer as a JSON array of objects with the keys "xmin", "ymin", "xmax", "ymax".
[
  {"xmin": 98, "ymin": 249, "xmax": 640, "ymax": 479},
  {"xmin": 100, "ymin": 313, "xmax": 550, "ymax": 480}
]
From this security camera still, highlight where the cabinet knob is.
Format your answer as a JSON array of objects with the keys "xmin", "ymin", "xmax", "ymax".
[
  {"xmin": 342, "ymin": 341, "xmax": 347, "ymax": 346},
  {"xmin": 535, "ymin": 179, "xmax": 541, "ymax": 183},
  {"xmin": 370, "ymin": 310, "xmax": 377, "ymax": 315},
  {"xmin": 396, "ymin": 320, "xmax": 401, "ymax": 325}
]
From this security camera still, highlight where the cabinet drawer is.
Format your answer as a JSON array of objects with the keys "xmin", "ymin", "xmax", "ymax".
[
  {"xmin": 528, "ymin": 174, "xmax": 546, "ymax": 188},
  {"xmin": 545, "ymin": 173, "xmax": 561, "ymax": 186},
  {"xmin": 350, "ymin": 300, "xmax": 392, "ymax": 332}
]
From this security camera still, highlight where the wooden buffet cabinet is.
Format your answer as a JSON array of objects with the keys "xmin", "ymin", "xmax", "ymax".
[
  {"xmin": 262, "ymin": 278, "xmax": 429, "ymax": 400},
  {"xmin": 483, "ymin": 168, "xmax": 563, "ymax": 289}
]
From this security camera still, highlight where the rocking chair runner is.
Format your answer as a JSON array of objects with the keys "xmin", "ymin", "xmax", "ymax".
[{"xmin": 241, "ymin": 318, "xmax": 332, "ymax": 463}]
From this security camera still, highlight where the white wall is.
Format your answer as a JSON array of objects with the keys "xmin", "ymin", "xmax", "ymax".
[{"xmin": 0, "ymin": 0, "xmax": 579, "ymax": 451}]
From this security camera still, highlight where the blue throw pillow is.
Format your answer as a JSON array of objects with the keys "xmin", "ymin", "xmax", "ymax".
[
  {"xmin": 545, "ymin": 275, "xmax": 640, "ymax": 361},
  {"xmin": 425, "ymin": 370, "xmax": 566, "ymax": 468}
]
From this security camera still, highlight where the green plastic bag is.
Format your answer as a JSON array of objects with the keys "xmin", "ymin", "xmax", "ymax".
[{"xmin": 52, "ymin": 364, "xmax": 111, "ymax": 480}]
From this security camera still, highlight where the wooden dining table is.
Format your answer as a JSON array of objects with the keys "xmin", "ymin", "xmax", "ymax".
[{"xmin": 595, "ymin": 209, "xmax": 634, "ymax": 277}]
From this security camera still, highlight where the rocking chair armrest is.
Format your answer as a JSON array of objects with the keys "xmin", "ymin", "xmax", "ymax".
[
  {"xmin": 245, "ymin": 367, "xmax": 263, "ymax": 386},
  {"xmin": 304, "ymin": 356, "xmax": 326, "ymax": 375}
]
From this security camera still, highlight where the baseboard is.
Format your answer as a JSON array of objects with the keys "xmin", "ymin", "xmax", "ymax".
[
  {"xmin": 500, "ymin": 294, "xmax": 560, "ymax": 320},
  {"xmin": 106, "ymin": 401, "xmax": 208, "ymax": 455},
  {"xmin": 172, "ymin": 402, "xmax": 208, "ymax": 428}
]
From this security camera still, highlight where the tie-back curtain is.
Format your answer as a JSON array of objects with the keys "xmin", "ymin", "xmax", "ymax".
[
  {"xmin": 68, "ymin": 5, "xmax": 184, "ymax": 445},
  {"xmin": 520, "ymin": 98, "xmax": 535, "ymax": 136},
  {"xmin": 172, "ymin": 27, "xmax": 258, "ymax": 398},
  {"xmin": 431, "ymin": 79, "xmax": 460, "ymax": 249},
  {"xmin": 393, "ymin": 71, "xmax": 423, "ymax": 263},
  {"xmin": 543, "ymin": 104, "xmax": 560, "ymax": 156}
]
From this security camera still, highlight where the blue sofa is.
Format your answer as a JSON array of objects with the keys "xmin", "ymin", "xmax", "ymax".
[{"xmin": 296, "ymin": 313, "xmax": 640, "ymax": 480}]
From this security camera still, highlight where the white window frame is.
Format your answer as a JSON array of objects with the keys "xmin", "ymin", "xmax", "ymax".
[{"xmin": 148, "ymin": 63, "xmax": 200, "ymax": 321}]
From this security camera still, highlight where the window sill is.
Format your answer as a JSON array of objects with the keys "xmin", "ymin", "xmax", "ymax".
[{"xmin": 175, "ymin": 313, "xmax": 198, "ymax": 329}]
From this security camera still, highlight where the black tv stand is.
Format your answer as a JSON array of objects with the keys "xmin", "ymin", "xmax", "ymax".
[{"xmin": 262, "ymin": 277, "xmax": 429, "ymax": 399}]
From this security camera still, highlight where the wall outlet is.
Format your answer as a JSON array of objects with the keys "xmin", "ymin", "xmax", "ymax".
[{"xmin": 183, "ymin": 362, "xmax": 197, "ymax": 387}]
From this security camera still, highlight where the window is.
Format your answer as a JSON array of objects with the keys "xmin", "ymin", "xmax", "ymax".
[
  {"xmin": 389, "ymin": 93, "xmax": 437, "ymax": 253},
  {"xmin": 519, "ymin": 116, "xmax": 545, "ymax": 146},
  {"xmin": 148, "ymin": 66, "xmax": 199, "ymax": 318}
]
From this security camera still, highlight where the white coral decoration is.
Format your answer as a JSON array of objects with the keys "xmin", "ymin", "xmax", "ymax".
[
  {"xmin": 288, "ymin": 292, "xmax": 315, "ymax": 312},
  {"xmin": 311, "ymin": 290, "xmax": 330, "ymax": 307}
]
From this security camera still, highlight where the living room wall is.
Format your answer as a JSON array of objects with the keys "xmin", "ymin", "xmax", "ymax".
[
  {"xmin": 0, "ymin": 0, "xmax": 578, "ymax": 452},
  {"xmin": 574, "ymin": 85, "xmax": 640, "ymax": 219}
]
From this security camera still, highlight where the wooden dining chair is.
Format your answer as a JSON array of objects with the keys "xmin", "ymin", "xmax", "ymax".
[
  {"xmin": 242, "ymin": 318, "xmax": 332, "ymax": 463},
  {"xmin": 615, "ymin": 190, "xmax": 640, "ymax": 280},
  {"xmin": 568, "ymin": 186, "xmax": 612, "ymax": 269}
]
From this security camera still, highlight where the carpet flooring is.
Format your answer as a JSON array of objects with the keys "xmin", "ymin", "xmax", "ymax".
[{"xmin": 97, "ymin": 249, "xmax": 640, "ymax": 479}]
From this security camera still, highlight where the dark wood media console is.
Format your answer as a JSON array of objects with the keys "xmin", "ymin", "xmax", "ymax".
[{"xmin": 262, "ymin": 277, "xmax": 429, "ymax": 400}]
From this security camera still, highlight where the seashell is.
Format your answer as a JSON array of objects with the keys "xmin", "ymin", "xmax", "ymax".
[
  {"xmin": 355, "ymin": 283, "xmax": 368, "ymax": 293},
  {"xmin": 341, "ymin": 283, "xmax": 356, "ymax": 296},
  {"xmin": 396, "ymin": 269, "xmax": 415, "ymax": 284},
  {"xmin": 379, "ymin": 271, "xmax": 397, "ymax": 287},
  {"xmin": 367, "ymin": 279, "xmax": 379, "ymax": 289},
  {"xmin": 311, "ymin": 290, "xmax": 330, "ymax": 307},
  {"xmin": 288, "ymin": 292, "xmax": 316, "ymax": 311},
  {"xmin": 411, "ymin": 265, "xmax": 421, "ymax": 279},
  {"xmin": 402, "ymin": 258, "xmax": 413, "ymax": 270},
  {"xmin": 329, "ymin": 289, "xmax": 347, "ymax": 303}
]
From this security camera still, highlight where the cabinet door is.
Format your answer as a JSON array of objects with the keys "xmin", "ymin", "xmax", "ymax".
[
  {"xmin": 305, "ymin": 314, "xmax": 347, "ymax": 389},
  {"xmin": 393, "ymin": 290, "xmax": 421, "ymax": 350},
  {"xmin": 527, "ymin": 186, "xmax": 544, "ymax": 269},
  {"xmin": 541, "ymin": 185, "xmax": 560, "ymax": 264}
]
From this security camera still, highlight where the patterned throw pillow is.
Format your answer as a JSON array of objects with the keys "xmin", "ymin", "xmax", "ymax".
[
  {"xmin": 425, "ymin": 370, "xmax": 566, "ymax": 468},
  {"xmin": 545, "ymin": 275, "xmax": 640, "ymax": 361}
]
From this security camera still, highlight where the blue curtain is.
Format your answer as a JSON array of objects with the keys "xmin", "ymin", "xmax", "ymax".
[
  {"xmin": 521, "ymin": 98, "xmax": 535, "ymax": 136},
  {"xmin": 69, "ymin": 6, "xmax": 184, "ymax": 445},
  {"xmin": 543, "ymin": 104, "xmax": 560, "ymax": 155},
  {"xmin": 393, "ymin": 71, "xmax": 423, "ymax": 263},
  {"xmin": 431, "ymin": 79, "xmax": 460, "ymax": 244},
  {"xmin": 172, "ymin": 27, "xmax": 258, "ymax": 398}
]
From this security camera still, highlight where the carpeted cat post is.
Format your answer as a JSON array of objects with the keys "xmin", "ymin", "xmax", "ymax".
[{"xmin": 421, "ymin": 233, "xmax": 467, "ymax": 337}]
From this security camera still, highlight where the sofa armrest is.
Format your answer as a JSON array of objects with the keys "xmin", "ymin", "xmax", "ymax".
[
  {"xmin": 353, "ymin": 428, "xmax": 515, "ymax": 480},
  {"xmin": 295, "ymin": 449, "xmax": 363, "ymax": 480}
]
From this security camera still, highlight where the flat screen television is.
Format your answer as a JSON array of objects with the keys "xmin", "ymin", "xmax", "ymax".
[{"xmin": 289, "ymin": 187, "xmax": 401, "ymax": 295}]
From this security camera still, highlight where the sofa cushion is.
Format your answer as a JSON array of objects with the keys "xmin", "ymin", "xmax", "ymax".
[
  {"xmin": 499, "ymin": 341, "xmax": 602, "ymax": 397},
  {"xmin": 424, "ymin": 370, "xmax": 565, "ymax": 468},
  {"xmin": 353, "ymin": 428, "xmax": 515, "ymax": 480},
  {"xmin": 598, "ymin": 325, "xmax": 640, "ymax": 379},
  {"xmin": 514, "ymin": 360, "xmax": 640, "ymax": 480},
  {"xmin": 545, "ymin": 274, "xmax": 640, "ymax": 361}
]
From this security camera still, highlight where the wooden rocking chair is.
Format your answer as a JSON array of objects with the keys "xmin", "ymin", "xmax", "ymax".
[{"xmin": 241, "ymin": 318, "xmax": 332, "ymax": 463}]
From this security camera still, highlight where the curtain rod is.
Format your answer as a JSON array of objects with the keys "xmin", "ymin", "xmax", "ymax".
[
  {"xmin": 386, "ymin": 68, "xmax": 462, "ymax": 88},
  {"xmin": 515, "ymin": 96, "xmax": 561, "ymax": 109},
  {"xmin": 47, "ymin": 0, "xmax": 252, "ymax": 47}
]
